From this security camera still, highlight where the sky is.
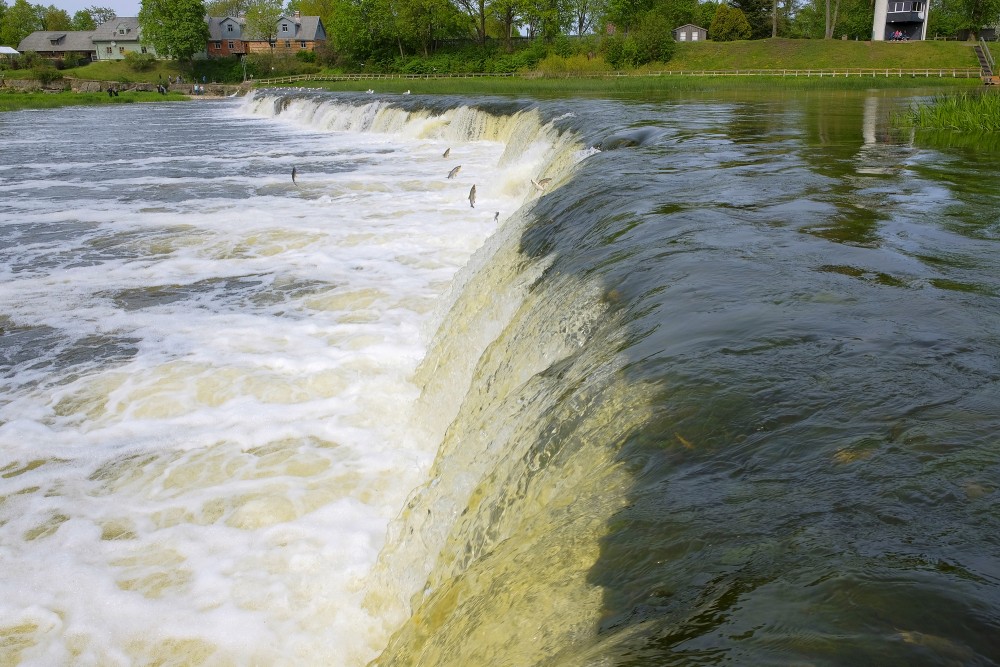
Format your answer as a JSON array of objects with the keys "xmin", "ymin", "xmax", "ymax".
[{"xmin": 57, "ymin": 1, "xmax": 142, "ymax": 18}]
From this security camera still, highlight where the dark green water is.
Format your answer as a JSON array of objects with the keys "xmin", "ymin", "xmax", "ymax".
[{"xmin": 374, "ymin": 89, "xmax": 1000, "ymax": 666}]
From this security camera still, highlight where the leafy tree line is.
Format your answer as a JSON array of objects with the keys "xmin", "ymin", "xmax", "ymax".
[{"xmin": 3, "ymin": 0, "xmax": 998, "ymax": 76}]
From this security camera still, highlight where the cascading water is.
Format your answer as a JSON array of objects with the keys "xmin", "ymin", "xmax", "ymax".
[{"xmin": 3, "ymin": 89, "xmax": 1000, "ymax": 666}]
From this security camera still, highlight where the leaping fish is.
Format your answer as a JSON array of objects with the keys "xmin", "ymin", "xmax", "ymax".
[
  {"xmin": 468, "ymin": 184, "xmax": 477, "ymax": 208},
  {"xmin": 494, "ymin": 211, "xmax": 500, "ymax": 223},
  {"xmin": 447, "ymin": 165, "xmax": 462, "ymax": 179},
  {"xmin": 531, "ymin": 177, "xmax": 552, "ymax": 191},
  {"xmin": 442, "ymin": 148, "xmax": 451, "ymax": 158},
  {"xmin": 292, "ymin": 166, "xmax": 298, "ymax": 185}
]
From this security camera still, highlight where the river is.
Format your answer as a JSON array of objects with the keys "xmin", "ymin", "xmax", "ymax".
[{"xmin": 1, "ymin": 88, "xmax": 998, "ymax": 666}]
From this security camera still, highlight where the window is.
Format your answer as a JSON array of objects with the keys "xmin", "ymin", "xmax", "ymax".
[
  {"xmin": 227, "ymin": 24, "xmax": 234, "ymax": 32},
  {"xmin": 141, "ymin": 46, "xmax": 147, "ymax": 53},
  {"xmin": 679, "ymin": 31, "xmax": 687, "ymax": 40},
  {"xmin": 105, "ymin": 46, "xmax": 112, "ymax": 54},
  {"xmin": 118, "ymin": 27, "xmax": 126, "ymax": 35},
  {"xmin": 285, "ymin": 40, "xmax": 291, "ymax": 47},
  {"xmin": 913, "ymin": 2, "xmax": 923, "ymax": 9},
  {"xmin": 281, "ymin": 23, "xmax": 288, "ymax": 32},
  {"xmin": 300, "ymin": 41, "xmax": 307, "ymax": 48},
  {"xmin": 214, "ymin": 41, "xmax": 221, "ymax": 48},
  {"xmin": 692, "ymin": 31, "xmax": 699, "ymax": 40},
  {"xmin": 119, "ymin": 47, "xmax": 125, "ymax": 54},
  {"xmin": 228, "ymin": 41, "xmax": 235, "ymax": 49}
]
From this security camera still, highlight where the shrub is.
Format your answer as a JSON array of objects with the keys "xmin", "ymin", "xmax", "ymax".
[
  {"xmin": 710, "ymin": 4, "xmax": 752, "ymax": 41},
  {"xmin": 32, "ymin": 65, "xmax": 62, "ymax": 85},
  {"xmin": 124, "ymin": 51, "xmax": 157, "ymax": 71},
  {"xmin": 295, "ymin": 49, "xmax": 317, "ymax": 63}
]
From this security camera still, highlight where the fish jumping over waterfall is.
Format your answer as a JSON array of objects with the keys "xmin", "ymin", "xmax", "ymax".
[
  {"xmin": 292, "ymin": 166, "xmax": 298, "ymax": 185},
  {"xmin": 447, "ymin": 165, "xmax": 462, "ymax": 179},
  {"xmin": 469, "ymin": 184, "xmax": 477, "ymax": 208},
  {"xmin": 442, "ymin": 148, "xmax": 451, "ymax": 158}
]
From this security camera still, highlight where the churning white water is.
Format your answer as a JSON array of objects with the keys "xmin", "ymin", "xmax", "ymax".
[{"xmin": 0, "ymin": 93, "xmax": 575, "ymax": 665}]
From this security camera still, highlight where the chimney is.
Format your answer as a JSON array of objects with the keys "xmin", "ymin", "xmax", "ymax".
[{"xmin": 294, "ymin": 11, "xmax": 301, "ymax": 18}]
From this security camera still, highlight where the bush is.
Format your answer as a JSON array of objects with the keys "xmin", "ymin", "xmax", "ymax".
[
  {"xmin": 295, "ymin": 49, "xmax": 317, "ymax": 63},
  {"xmin": 32, "ymin": 65, "xmax": 62, "ymax": 84},
  {"xmin": 124, "ymin": 51, "xmax": 157, "ymax": 71},
  {"xmin": 710, "ymin": 4, "xmax": 753, "ymax": 41}
]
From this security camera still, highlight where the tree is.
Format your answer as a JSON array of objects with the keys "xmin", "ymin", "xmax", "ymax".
[
  {"xmin": 453, "ymin": 0, "xmax": 489, "ymax": 43},
  {"xmin": 205, "ymin": 0, "xmax": 252, "ymax": 14},
  {"xmin": 41, "ymin": 5, "xmax": 72, "ymax": 30},
  {"xmin": 566, "ymin": 0, "xmax": 604, "ymax": 33},
  {"xmin": 87, "ymin": 5, "xmax": 117, "ymax": 25},
  {"xmin": 244, "ymin": 0, "xmax": 283, "ymax": 41},
  {"xmin": 0, "ymin": 0, "xmax": 42, "ymax": 49},
  {"xmin": 948, "ymin": 0, "xmax": 1000, "ymax": 38},
  {"xmin": 731, "ymin": 0, "xmax": 772, "ymax": 37},
  {"xmin": 709, "ymin": 2, "xmax": 752, "ymax": 39},
  {"xmin": 138, "ymin": 0, "xmax": 210, "ymax": 60},
  {"xmin": 71, "ymin": 10, "xmax": 96, "ymax": 29}
]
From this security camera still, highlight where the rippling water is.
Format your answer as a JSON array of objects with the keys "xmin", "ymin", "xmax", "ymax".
[{"xmin": 2, "ymin": 89, "xmax": 999, "ymax": 666}]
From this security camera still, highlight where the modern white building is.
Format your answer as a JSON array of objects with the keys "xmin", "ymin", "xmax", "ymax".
[{"xmin": 872, "ymin": 0, "xmax": 929, "ymax": 41}]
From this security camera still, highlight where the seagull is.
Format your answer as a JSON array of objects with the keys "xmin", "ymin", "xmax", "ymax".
[
  {"xmin": 468, "ymin": 185, "xmax": 476, "ymax": 208},
  {"xmin": 292, "ymin": 166, "xmax": 298, "ymax": 185},
  {"xmin": 442, "ymin": 148, "xmax": 450, "ymax": 158},
  {"xmin": 403, "ymin": 90, "xmax": 410, "ymax": 94},
  {"xmin": 447, "ymin": 165, "xmax": 462, "ymax": 179},
  {"xmin": 366, "ymin": 88, "xmax": 374, "ymax": 94},
  {"xmin": 494, "ymin": 211, "xmax": 499, "ymax": 223}
]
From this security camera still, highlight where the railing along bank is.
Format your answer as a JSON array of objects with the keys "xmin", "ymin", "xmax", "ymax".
[{"xmin": 251, "ymin": 68, "xmax": 983, "ymax": 86}]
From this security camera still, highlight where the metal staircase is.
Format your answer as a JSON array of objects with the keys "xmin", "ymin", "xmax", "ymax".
[{"xmin": 974, "ymin": 39, "xmax": 996, "ymax": 83}]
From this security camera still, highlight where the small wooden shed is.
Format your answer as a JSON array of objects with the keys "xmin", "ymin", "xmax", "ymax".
[{"xmin": 673, "ymin": 24, "xmax": 708, "ymax": 42}]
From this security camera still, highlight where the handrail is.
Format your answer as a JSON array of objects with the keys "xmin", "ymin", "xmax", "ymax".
[
  {"xmin": 250, "ymin": 68, "xmax": 983, "ymax": 86},
  {"xmin": 980, "ymin": 38, "xmax": 995, "ymax": 72}
]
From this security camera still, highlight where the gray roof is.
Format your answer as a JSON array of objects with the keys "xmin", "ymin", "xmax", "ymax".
[
  {"xmin": 207, "ymin": 16, "xmax": 246, "ymax": 40},
  {"xmin": 279, "ymin": 15, "xmax": 325, "ymax": 41},
  {"xmin": 18, "ymin": 31, "xmax": 95, "ymax": 53},
  {"xmin": 92, "ymin": 17, "xmax": 142, "ymax": 43},
  {"xmin": 0, "ymin": 46, "xmax": 19, "ymax": 55}
]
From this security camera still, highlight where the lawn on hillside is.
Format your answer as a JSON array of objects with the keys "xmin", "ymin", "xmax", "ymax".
[{"xmin": 663, "ymin": 38, "xmax": 979, "ymax": 71}]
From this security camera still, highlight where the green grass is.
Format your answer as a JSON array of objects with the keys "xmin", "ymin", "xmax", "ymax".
[
  {"xmin": 662, "ymin": 38, "xmax": 979, "ymax": 71},
  {"xmin": 896, "ymin": 90, "xmax": 1000, "ymax": 130},
  {"xmin": 0, "ymin": 89, "xmax": 188, "ymax": 112},
  {"xmin": 296, "ymin": 74, "xmax": 979, "ymax": 97}
]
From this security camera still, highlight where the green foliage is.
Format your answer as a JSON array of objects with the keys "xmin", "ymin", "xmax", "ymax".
[
  {"xmin": 31, "ymin": 64, "xmax": 61, "ymax": 84},
  {"xmin": 138, "ymin": 0, "xmax": 211, "ymax": 61},
  {"xmin": 1, "ymin": 0, "xmax": 43, "ymax": 48},
  {"xmin": 896, "ymin": 91, "xmax": 1000, "ymax": 131},
  {"xmin": 244, "ymin": 0, "xmax": 283, "ymax": 39},
  {"xmin": 124, "ymin": 51, "xmax": 157, "ymax": 71},
  {"xmin": 936, "ymin": 0, "xmax": 1000, "ymax": 38},
  {"xmin": 42, "ymin": 7, "xmax": 72, "ymax": 30},
  {"xmin": 295, "ymin": 49, "xmax": 318, "ymax": 62},
  {"xmin": 88, "ymin": 7, "xmax": 118, "ymax": 25},
  {"xmin": 191, "ymin": 55, "xmax": 246, "ymax": 82},
  {"xmin": 731, "ymin": 0, "xmax": 771, "ymax": 38},
  {"xmin": 71, "ymin": 10, "xmax": 97, "ymax": 30},
  {"xmin": 710, "ymin": 3, "xmax": 752, "ymax": 41},
  {"xmin": 600, "ymin": 14, "xmax": 675, "ymax": 68}
]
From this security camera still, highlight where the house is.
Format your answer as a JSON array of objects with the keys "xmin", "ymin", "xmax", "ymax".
[
  {"xmin": 872, "ymin": 0, "xmax": 929, "ymax": 40},
  {"xmin": 244, "ymin": 12, "xmax": 326, "ymax": 55},
  {"xmin": 92, "ymin": 17, "xmax": 157, "ymax": 60},
  {"xmin": 673, "ymin": 24, "xmax": 708, "ymax": 42},
  {"xmin": 17, "ymin": 31, "xmax": 96, "ymax": 60},
  {"xmin": 207, "ymin": 16, "xmax": 248, "ymax": 57}
]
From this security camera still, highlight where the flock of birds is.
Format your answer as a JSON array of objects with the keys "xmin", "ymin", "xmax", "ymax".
[{"xmin": 287, "ymin": 92, "xmax": 552, "ymax": 221}]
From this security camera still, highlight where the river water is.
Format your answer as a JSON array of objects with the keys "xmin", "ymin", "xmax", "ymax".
[{"xmin": 1, "ymin": 89, "xmax": 998, "ymax": 666}]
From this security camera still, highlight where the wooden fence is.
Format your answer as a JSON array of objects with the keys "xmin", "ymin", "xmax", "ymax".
[{"xmin": 251, "ymin": 68, "xmax": 984, "ymax": 86}]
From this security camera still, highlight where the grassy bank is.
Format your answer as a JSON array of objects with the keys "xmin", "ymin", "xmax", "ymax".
[
  {"xmin": 662, "ymin": 38, "xmax": 977, "ymax": 71},
  {"xmin": 299, "ymin": 74, "xmax": 980, "ymax": 97},
  {"xmin": 0, "ymin": 89, "xmax": 189, "ymax": 112}
]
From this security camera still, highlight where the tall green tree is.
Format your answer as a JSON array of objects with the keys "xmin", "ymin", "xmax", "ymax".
[
  {"xmin": 948, "ymin": 0, "xmax": 1000, "ymax": 38},
  {"xmin": 138, "ymin": 0, "xmax": 210, "ymax": 60},
  {"xmin": 731, "ymin": 0, "xmax": 772, "ymax": 37},
  {"xmin": 86, "ymin": 5, "xmax": 117, "ymax": 24},
  {"xmin": 244, "ymin": 0, "xmax": 283, "ymax": 40},
  {"xmin": 41, "ymin": 5, "xmax": 71, "ymax": 30},
  {"xmin": 71, "ymin": 10, "xmax": 96, "ymax": 29},
  {"xmin": 709, "ymin": 2, "xmax": 752, "ymax": 38},
  {"xmin": 602, "ymin": 0, "xmax": 655, "ymax": 31},
  {"xmin": 205, "ymin": 0, "xmax": 252, "ymax": 14},
  {"xmin": 0, "ymin": 0, "xmax": 42, "ymax": 49},
  {"xmin": 453, "ymin": 0, "xmax": 489, "ymax": 43}
]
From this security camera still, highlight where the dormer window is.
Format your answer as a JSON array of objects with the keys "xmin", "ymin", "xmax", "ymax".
[
  {"xmin": 227, "ymin": 24, "xmax": 234, "ymax": 32},
  {"xmin": 281, "ymin": 23, "xmax": 288, "ymax": 32},
  {"xmin": 118, "ymin": 27, "xmax": 126, "ymax": 35}
]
